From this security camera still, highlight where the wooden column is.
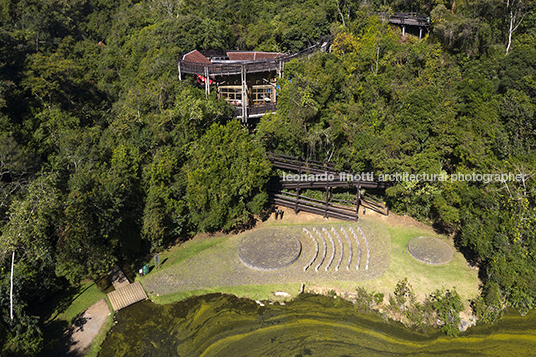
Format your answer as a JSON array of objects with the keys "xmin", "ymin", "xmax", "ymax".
[
  {"xmin": 278, "ymin": 59, "xmax": 283, "ymax": 78},
  {"xmin": 295, "ymin": 164, "xmax": 301, "ymax": 214},
  {"xmin": 356, "ymin": 184, "xmax": 361, "ymax": 221},
  {"xmin": 241, "ymin": 64, "xmax": 248, "ymax": 124},
  {"xmin": 325, "ymin": 184, "xmax": 330, "ymax": 219},
  {"xmin": 419, "ymin": 27, "xmax": 423, "ymax": 39},
  {"xmin": 402, "ymin": 25, "xmax": 406, "ymax": 37},
  {"xmin": 204, "ymin": 66, "xmax": 210, "ymax": 98},
  {"xmin": 178, "ymin": 62, "xmax": 182, "ymax": 81},
  {"xmin": 324, "ymin": 164, "xmax": 329, "ymax": 219}
]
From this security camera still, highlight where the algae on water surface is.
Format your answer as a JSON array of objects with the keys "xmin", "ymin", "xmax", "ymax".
[{"xmin": 99, "ymin": 293, "xmax": 536, "ymax": 357}]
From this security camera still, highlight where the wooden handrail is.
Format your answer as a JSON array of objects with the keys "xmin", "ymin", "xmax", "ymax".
[{"xmin": 179, "ymin": 38, "xmax": 333, "ymax": 76}]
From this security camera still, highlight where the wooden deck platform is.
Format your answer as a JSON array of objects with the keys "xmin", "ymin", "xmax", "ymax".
[
  {"xmin": 179, "ymin": 38, "xmax": 332, "ymax": 77},
  {"xmin": 107, "ymin": 281, "xmax": 147, "ymax": 311}
]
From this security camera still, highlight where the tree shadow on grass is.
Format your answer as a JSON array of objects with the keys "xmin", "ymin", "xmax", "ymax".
[
  {"xmin": 37, "ymin": 283, "xmax": 102, "ymax": 357},
  {"xmin": 44, "ymin": 284, "xmax": 95, "ymax": 323},
  {"xmin": 37, "ymin": 319, "xmax": 70, "ymax": 357},
  {"xmin": 53, "ymin": 313, "xmax": 92, "ymax": 357},
  {"xmin": 451, "ymin": 230, "xmax": 480, "ymax": 268}
]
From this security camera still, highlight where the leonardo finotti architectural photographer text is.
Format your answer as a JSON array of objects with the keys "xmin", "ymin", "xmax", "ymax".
[{"xmin": 282, "ymin": 171, "xmax": 527, "ymax": 184}]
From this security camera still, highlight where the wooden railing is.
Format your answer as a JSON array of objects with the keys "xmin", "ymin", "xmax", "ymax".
[
  {"xmin": 377, "ymin": 12, "xmax": 430, "ymax": 27},
  {"xmin": 233, "ymin": 103, "xmax": 277, "ymax": 118},
  {"xmin": 179, "ymin": 38, "xmax": 332, "ymax": 76},
  {"xmin": 267, "ymin": 153, "xmax": 389, "ymax": 220}
]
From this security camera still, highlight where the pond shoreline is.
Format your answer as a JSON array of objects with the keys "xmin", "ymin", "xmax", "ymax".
[{"xmin": 98, "ymin": 292, "xmax": 536, "ymax": 357}]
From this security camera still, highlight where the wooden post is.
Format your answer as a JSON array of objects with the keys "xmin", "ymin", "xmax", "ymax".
[
  {"xmin": 241, "ymin": 64, "xmax": 247, "ymax": 124},
  {"xmin": 419, "ymin": 27, "xmax": 423, "ymax": 39},
  {"xmin": 356, "ymin": 184, "xmax": 361, "ymax": 221},
  {"xmin": 402, "ymin": 25, "xmax": 406, "ymax": 37},
  {"xmin": 278, "ymin": 59, "xmax": 283, "ymax": 78},
  {"xmin": 178, "ymin": 62, "xmax": 182, "ymax": 80},
  {"xmin": 204, "ymin": 66, "xmax": 210, "ymax": 98},
  {"xmin": 325, "ymin": 184, "xmax": 329, "ymax": 219},
  {"xmin": 324, "ymin": 163, "xmax": 330, "ymax": 219},
  {"xmin": 295, "ymin": 164, "xmax": 301, "ymax": 214}
]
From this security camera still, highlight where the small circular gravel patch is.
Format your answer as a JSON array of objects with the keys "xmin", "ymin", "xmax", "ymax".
[
  {"xmin": 238, "ymin": 231, "xmax": 302, "ymax": 271},
  {"xmin": 408, "ymin": 236, "xmax": 453, "ymax": 265}
]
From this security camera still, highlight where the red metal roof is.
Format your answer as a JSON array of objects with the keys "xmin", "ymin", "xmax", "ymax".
[
  {"xmin": 227, "ymin": 52, "xmax": 283, "ymax": 61},
  {"xmin": 183, "ymin": 50, "xmax": 211, "ymax": 63}
]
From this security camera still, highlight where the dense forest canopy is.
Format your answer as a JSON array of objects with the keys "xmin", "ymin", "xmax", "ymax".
[{"xmin": 0, "ymin": 0, "xmax": 535, "ymax": 354}]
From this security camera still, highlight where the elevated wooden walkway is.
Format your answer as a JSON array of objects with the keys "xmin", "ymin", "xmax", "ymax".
[
  {"xmin": 378, "ymin": 12, "xmax": 430, "ymax": 38},
  {"xmin": 384, "ymin": 12, "xmax": 430, "ymax": 27},
  {"xmin": 233, "ymin": 102, "xmax": 277, "ymax": 120},
  {"xmin": 107, "ymin": 281, "xmax": 147, "ymax": 311},
  {"xmin": 179, "ymin": 38, "xmax": 332, "ymax": 77},
  {"xmin": 267, "ymin": 153, "xmax": 389, "ymax": 221}
]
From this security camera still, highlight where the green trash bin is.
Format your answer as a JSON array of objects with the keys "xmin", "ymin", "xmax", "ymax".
[{"xmin": 142, "ymin": 264, "xmax": 149, "ymax": 275}]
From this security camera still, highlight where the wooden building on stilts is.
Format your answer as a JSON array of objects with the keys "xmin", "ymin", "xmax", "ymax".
[{"xmin": 177, "ymin": 40, "xmax": 331, "ymax": 125}]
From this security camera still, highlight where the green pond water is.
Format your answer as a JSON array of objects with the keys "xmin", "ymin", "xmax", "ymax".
[{"xmin": 99, "ymin": 293, "xmax": 536, "ymax": 356}]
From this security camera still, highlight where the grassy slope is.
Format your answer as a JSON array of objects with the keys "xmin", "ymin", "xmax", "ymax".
[
  {"xmin": 134, "ymin": 235, "xmax": 227, "ymax": 278},
  {"xmin": 344, "ymin": 218, "xmax": 479, "ymax": 305},
  {"xmin": 139, "ymin": 211, "xmax": 479, "ymax": 307},
  {"xmin": 39, "ymin": 282, "xmax": 108, "ymax": 357},
  {"xmin": 47, "ymin": 282, "xmax": 107, "ymax": 323}
]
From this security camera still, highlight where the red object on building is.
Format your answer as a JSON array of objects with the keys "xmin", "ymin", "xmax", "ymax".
[
  {"xmin": 227, "ymin": 52, "xmax": 282, "ymax": 61},
  {"xmin": 194, "ymin": 74, "xmax": 216, "ymax": 85}
]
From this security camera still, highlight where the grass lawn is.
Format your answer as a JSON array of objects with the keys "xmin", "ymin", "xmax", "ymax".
[
  {"xmin": 331, "ymin": 217, "xmax": 480, "ymax": 306},
  {"xmin": 139, "ymin": 210, "xmax": 480, "ymax": 308},
  {"xmin": 46, "ymin": 281, "xmax": 107, "ymax": 323}
]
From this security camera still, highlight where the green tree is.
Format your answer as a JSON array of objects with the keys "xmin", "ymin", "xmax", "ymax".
[
  {"xmin": 393, "ymin": 277, "xmax": 415, "ymax": 312},
  {"xmin": 430, "ymin": 288, "xmax": 464, "ymax": 336},
  {"xmin": 186, "ymin": 120, "xmax": 272, "ymax": 232},
  {"xmin": 0, "ymin": 134, "xmax": 33, "ymax": 220},
  {"xmin": 459, "ymin": 172, "xmax": 536, "ymax": 317},
  {"xmin": 0, "ymin": 172, "xmax": 60, "ymax": 264},
  {"xmin": 0, "ymin": 282, "xmax": 43, "ymax": 357},
  {"xmin": 55, "ymin": 161, "xmax": 120, "ymax": 283},
  {"xmin": 142, "ymin": 148, "xmax": 187, "ymax": 250}
]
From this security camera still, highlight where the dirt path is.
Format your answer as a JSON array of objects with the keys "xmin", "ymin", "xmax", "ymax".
[{"xmin": 57, "ymin": 298, "xmax": 111, "ymax": 357}]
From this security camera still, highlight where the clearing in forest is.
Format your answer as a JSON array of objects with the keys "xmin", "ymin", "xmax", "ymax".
[{"xmin": 140, "ymin": 208, "xmax": 479, "ymax": 304}]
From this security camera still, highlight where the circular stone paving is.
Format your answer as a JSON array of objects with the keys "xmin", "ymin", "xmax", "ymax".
[
  {"xmin": 238, "ymin": 230, "xmax": 302, "ymax": 271},
  {"xmin": 408, "ymin": 236, "xmax": 453, "ymax": 265}
]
